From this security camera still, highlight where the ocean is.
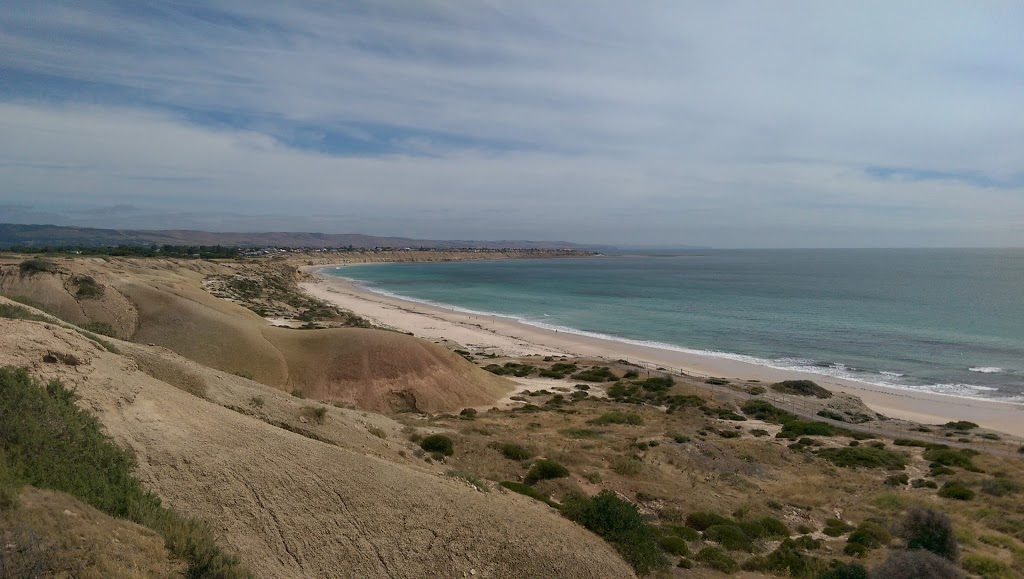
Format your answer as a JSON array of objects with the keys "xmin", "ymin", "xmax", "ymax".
[{"xmin": 325, "ymin": 249, "xmax": 1024, "ymax": 402}]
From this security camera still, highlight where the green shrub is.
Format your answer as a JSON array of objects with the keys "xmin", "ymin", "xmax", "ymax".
[
  {"xmin": 703, "ymin": 525, "xmax": 755, "ymax": 552},
  {"xmin": 740, "ymin": 399, "xmax": 797, "ymax": 423},
  {"xmin": 899, "ymin": 508, "xmax": 958, "ymax": 561},
  {"xmin": 78, "ymin": 321, "xmax": 117, "ymax": 338},
  {"xmin": 560, "ymin": 428, "xmax": 602, "ymax": 439},
  {"xmin": 499, "ymin": 481, "xmax": 553, "ymax": 506},
  {"xmin": 770, "ymin": 379, "xmax": 832, "ymax": 398},
  {"xmin": 590, "ymin": 410, "xmax": 644, "ymax": 426},
  {"xmin": 819, "ymin": 562, "xmax": 869, "ymax": 579},
  {"xmin": 71, "ymin": 276, "xmax": 103, "ymax": 298},
  {"xmin": 924, "ymin": 447, "xmax": 980, "ymax": 471},
  {"xmin": 694, "ymin": 546, "xmax": 738, "ymax": 573},
  {"xmin": 778, "ymin": 420, "xmax": 838, "ymax": 438},
  {"xmin": 943, "ymin": 420, "xmax": 978, "ymax": 430},
  {"xmin": 525, "ymin": 459, "xmax": 569, "ymax": 484},
  {"xmin": 570, "ymin": 367, "xmax": 618, "ymax": 382},
  {"xmin": 661, "ymin": 524, "xmax": 700, "ymax": 542},
  {"xmin": 938, "ymin": 481, "xmax": 974, "ymax": 501},
  {"xmin": 18, "ymin": 258, "xmax": 57, "ymax": 274},
  {"xmin": 912, "ymin": 478, "xmax": 938, "ymax": 489},
  {"xmin": 419, "ymin": 434, "xmax": 455, "ymax": 456},
  {"xmin": 685, "ymin": 511, "xmax": 733, "ymax": 531},
  {"xmin": 659, "ymin": 535, "xmax": 689, "ymax": 556},
  {"xmin": 0, "ymin": 303, "xmax": 48, "ymax": 322},
  {"xmin": 249, "ymin": 396, "xmax": 264, "ymax": 408},
  {"xmin": 611, "ymin": 456, "xmax": 643, "ymax": 477},
  {"xmin": 871, "ymin": 550, "xmax": 965, "ymax": 579},
  {"xmin": 817, "ymin": 447, "xmax": 908, "ymax": 470},
  {"xmin": 560, "ymin": 490, "xmax": 669, "ymax": 575},
  {"xmin": 818, "ymin": 409, "xmax": 845, "ymax": 421},
  {"xmin": 930, "ymin": 465, "xmax": 956, "ymax": 477},
  {"xmin": 0, "ymin": 367, "xmax": 249, "ymax": 577},
  {"xmin": 676, "ymin": 557, "xmax": 693, "ymax": 569},
  {"xmin": 885, "ymin": 473, "xmax": 910, "ymax": 486},
  {"xmin": 740, "ymin": 541, "xmax": 827, "ymax": 577},
  {"xmin": 980, "ymin": 477, "xmax": 1022, "ymax": 497},
  {"xmin": 741, "ymin": 516, "xmax": 790, "ymax": 539},
  {"xmin": 823, "ymin": 518, "xmax": 854, "ymax": 536},
  {"xmin": 312, "ymin": 406, "xmax": 328, "ymax": 425},
  {"xmin": 846, "ymin": 521, "xmax": 890, "ymax": 551},
  {"xmin": 495, "ymin": 442, "xmax": 534, "ymax": 461},
  {"xmin": 962, "ymin": 554, "xmax": 1013, "ymax": 579},
  {"xmin": 447, "ymin": 470, "xmax": 489, "ymax": 492}
]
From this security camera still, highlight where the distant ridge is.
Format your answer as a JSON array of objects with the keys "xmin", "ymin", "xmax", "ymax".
[{"xmin": 0, "ymin": 223, "xmax": 614, "ymax": 251}]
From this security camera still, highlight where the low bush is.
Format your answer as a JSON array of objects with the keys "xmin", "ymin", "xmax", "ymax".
[
  {"xmin": 818, "ymin": 409, "xmax": 845, "ymax": 421},
  {"xmin": 819, "ymin": 562, "xmax": 868, "ymax": 579},
  {"xmin": 885, "ymin": 473, "xmax": 910, "ymax": 486},
  {"xmin": 817, "ymin": 447, "xmax": 908, "ymax": 470},
  {"xmin": 499, "ymin": 481, "xmax": 553, "ymax": 506},
  {"xmin": 823, "ymin": 518, "xmax": 854, "ymax": 537},
  {"xmin": 924, "ymin": 447, "xmax": 980, "ymax": 472},
  {"xmin": 740, "ymin": 516, "xmax": 789, "ymax": 539},
  {"xmin": 685, "ymin": 511, "xmax": 733, "ymax": 531},
  {"xmin": 938, "ymin": 481, "xmax": 974, "ymax": 501},
  {"xmin": 770, "ymin": 379, "xmax": 832, "ymax": 398},
  {"xmin": 899, "ymin": 508, "xmax": 958, "ymax": 561},
  {"xmin": 658, "ymin": 535, "xmax": 689, "ymax": 556},
  {"xmin": 962, "ymin": 554, "xmax": 1013, "ymax": 579},
  {"xmin": 419, "ymin": 434, "xmax": 455, "ymax": 456},
  {"xmin": 740, "ymin": 541, "xmax": 827, "ymax": 577},
  {"xmin": 18, "ymin": 258, "xmax": 57, "ymax": 274},
  {"xmin": 0, "ymin": 303, "xmax": 48, "ymax": 322},
  {"xmin": 694, "ymin": 546, "xmax": 737, "ymax": 573},
  {"xmin": 980, "ymin": 477, "xmax": 1022, "ymax": 497},
  {"xmin": 590, "ymin": 410, "xmax": 643, "ymax": 426},
  {"xmin": 912, "ymin": 478, "xmax": 938, "ymax": 489},
  {"xmin": 611, "ymin": 456, "xmax": 644, "ymax": 477},
  {"xmin": 570, "ymin": 367, "xmax": 618, "ymax": 382},
  {"xmin": 560, "ymin": 428, "xmax": 602, "ymax": 439},
  {"xmin": 495, "ymin": 442, "xmax": 534, "ymax": 461},
  {"xmin": 846, "ymin": 521, "xmax": 890, "ymax": 551},
  {"xmin": 78, "ymin": 321, "xmax": 117, "ymax": 338},
  {"xmin": 777, "ymin": 420, "xmax": 838, "ymax": 438},
  {"xmin": 560, "ymin": 490, "xmax": 668, "ymax": 575},
  {"xmin": 703, "ymin": 525, "xmax": 755, "ymax": 552},
  {"xmin": 943, "ymin": 420, "xmax": 978, "ymax": 430},
  {"xmin": 661, "ymin": 524, "xmax": 700, "ymax": 541},
  {"xmin": 871, "ymin": 549, "xmax": 965, "ymax": 579},
  {"xmin": 740, "ymin": 399, "xmax": 797, "ymax": 424},
  {"xmin": 525, "ymin": 459, "xmax": 569, "ymax": 484},
  {"xmin": 0, "ymin": 367, "xmax": 248, "ymax": 577}
]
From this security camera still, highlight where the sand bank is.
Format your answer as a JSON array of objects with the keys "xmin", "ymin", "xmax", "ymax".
[{"xmin": 302, "ymin": 266, "xmax": 1024, "ymax": 438}]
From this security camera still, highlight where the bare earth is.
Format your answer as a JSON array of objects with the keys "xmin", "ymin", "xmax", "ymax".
[
  {"xmin": 304, "ymin": 268, "xmax": 1024, "ymax": 437},
  {"xmin": 0, "ymin": 310, "xmax": 636, "ymax": 578}
]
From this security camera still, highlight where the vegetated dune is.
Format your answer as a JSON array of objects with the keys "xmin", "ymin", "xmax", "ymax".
[
  {"xmin": 265, "ymin": 326, "xmax": 513, "ymax": 413},
  {"xmin": 0, "ymin": 313, "xmax": 636, "ymax": 578},
  {"xmin": 0, "ymin": 487, "xmax": 186, "ymax": 578},
  {"xmin": 0, "ymin": 257, "xmax": 513, "ymax": 413}
]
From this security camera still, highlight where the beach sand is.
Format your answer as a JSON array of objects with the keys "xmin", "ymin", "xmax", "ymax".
[{"xmin": 302, "ymin": 266, "xmax": 1024, "ymax": 438}]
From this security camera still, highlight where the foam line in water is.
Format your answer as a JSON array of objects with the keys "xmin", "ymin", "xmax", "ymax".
[{"xmin": 334, "ymin": 274, "xmax": 1017, "ymax": 404}]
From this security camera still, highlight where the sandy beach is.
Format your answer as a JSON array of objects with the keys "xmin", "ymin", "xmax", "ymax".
[{"xmin": 303, "ymin": 265, "xmax": 1024, "ymax": 438}]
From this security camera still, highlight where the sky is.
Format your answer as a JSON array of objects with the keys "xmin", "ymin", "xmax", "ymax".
[{"xmin": 1, "ymin": 1, "xmax": 1022, "ymax": 248}]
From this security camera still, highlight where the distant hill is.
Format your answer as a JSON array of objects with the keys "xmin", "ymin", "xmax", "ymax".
[{"xmin": 0, "ymin": 223, "xmax": 614, "ymax": 251}]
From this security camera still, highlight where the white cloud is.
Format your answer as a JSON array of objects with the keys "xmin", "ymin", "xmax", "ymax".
[{"xmin": 0, "ymin": 1, "xmax": 1022, "ymax": 246}]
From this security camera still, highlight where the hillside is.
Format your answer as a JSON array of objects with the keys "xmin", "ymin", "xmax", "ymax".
[
  {"xmin": 0, "ymin": 255, "xmax": 513, "ymax": 413},
  {"xmin": 0, "ymin": 308, "xmax": 637, "ymax": 578},
  {"xmin": 0, "ymin": 223, "xmax": 613, "ymax": 250}
]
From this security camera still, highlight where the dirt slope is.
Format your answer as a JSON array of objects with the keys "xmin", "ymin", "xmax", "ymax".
[
  {"xmin": 264, "ymin": 326, "xmax": 513, "ymax": 413},
  {"xmin": 0, "ymin": 314, "xmax": 635, "ymax": 578},
  {"xmin": 0, "ymin": 257, "xmax": 512, "ymax": 413},
  {"xmin": 1, "ymin": 487, "xmax": 185, "ymax": 578}
]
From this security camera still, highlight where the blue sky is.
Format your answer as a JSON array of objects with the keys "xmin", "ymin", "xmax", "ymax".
[{"xmin": 1, "ymin": 1, "xmax": 1022, "ymax": 247}]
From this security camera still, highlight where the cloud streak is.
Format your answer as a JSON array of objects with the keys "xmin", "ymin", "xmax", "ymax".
[{"xmin": 0, "ymin": 1, "xmax": 1022, "ymax": 247}]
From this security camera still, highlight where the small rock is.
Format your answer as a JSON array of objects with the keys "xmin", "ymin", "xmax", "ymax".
[{"xmin": 470, "ymin": 570, "xmax": 477, "ymax": 576}]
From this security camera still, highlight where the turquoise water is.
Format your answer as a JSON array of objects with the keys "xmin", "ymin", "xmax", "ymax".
[{"xmin": 326, "ymin": 249, "xmax": 1024, "ymax": 402}]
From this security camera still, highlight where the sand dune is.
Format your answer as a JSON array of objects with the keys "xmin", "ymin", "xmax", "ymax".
[{"xmin": 0, "ymin": 311, "xmax": 636, "ymax": 578}]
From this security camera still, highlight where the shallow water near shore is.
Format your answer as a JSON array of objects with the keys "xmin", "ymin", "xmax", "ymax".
[{"xmin": 327, "ymin": 249, "xmax": 1024, "ymax": 403}]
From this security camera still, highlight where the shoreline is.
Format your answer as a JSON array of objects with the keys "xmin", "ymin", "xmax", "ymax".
[{"xmin": 302, "ymin": 265, "xmax": 1024, "ymax": 438}]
